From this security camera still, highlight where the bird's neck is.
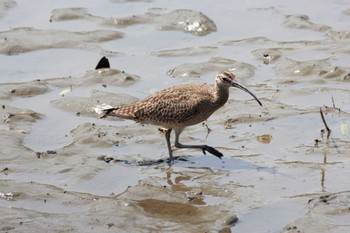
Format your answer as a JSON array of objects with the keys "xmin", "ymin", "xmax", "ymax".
[{"xmin": 214, "ymin": 84, "xmax": 229, "ymax": 107}]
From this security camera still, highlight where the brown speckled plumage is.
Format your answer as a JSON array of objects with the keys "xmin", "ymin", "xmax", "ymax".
[
  {"xmin": 103, "ymin": 71, "xmax": 262, "ymax": 162},
  {"xmin": 109, "ymin": 83, "xmax": 228, "ymax": 128}
]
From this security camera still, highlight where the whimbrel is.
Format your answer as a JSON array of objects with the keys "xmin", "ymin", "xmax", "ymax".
[{"xmin": 101, "ymin": 71, "xmax": 262, "ymax": 162}]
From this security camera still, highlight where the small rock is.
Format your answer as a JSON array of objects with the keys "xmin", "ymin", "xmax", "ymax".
[{"xmin": 223, "ymin": 214, "xmax": 239, "ymax": 226}]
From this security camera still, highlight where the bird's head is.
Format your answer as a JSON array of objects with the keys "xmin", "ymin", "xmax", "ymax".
[{"xmin": 216, "ymin": 71, "xmax": 262, "ymax": 106}]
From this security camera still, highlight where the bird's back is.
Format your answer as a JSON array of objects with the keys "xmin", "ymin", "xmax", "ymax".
[{"xmin": 110, "ymin": 83, "xmax": 224, "ymax": 128}]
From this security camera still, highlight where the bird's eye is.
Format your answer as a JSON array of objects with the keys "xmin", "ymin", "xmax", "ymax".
[{"xmin": 222, "ymin": 77, "xmax": 228, "ymax": 82}]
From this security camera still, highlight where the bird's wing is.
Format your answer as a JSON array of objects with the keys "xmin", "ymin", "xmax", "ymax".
[
  {"xmin": 102, "ymin": 84, "xmax": 214, "ymax": 123},
  {"xmin": 133, "ymin": 85, "xmax": 214, "ymax": 122}
]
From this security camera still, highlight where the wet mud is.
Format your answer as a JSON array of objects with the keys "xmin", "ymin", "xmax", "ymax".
[
  {"xmin": 50, "ymin": 8, "xmax": 217, "ymax": 36},
  {"xmin": 0, "ymin": 27, "xmax": 124, "ymax": 55},
  {"xmin": 1, "ymin": 0, "xmax": 350, "ymax": 232}
]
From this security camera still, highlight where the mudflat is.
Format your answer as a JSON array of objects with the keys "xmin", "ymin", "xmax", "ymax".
[{"xmin": 1, "ymin": 0, "xmax": 350, "ymax": 232}]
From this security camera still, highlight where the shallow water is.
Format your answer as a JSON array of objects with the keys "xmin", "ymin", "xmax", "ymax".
[{"xmin": 1, "ymin": 0, "xmax": 350, "ymax": 232}]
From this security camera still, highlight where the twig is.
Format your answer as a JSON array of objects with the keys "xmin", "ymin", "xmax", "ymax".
[
  {"xmin": 202, "ymin": 122, "xmax": 212, "ymax": 139},
  {"xmin": 318, "ymin": 107, "xmax": 340, "ymax": 154},
  {"xmin": 204, "ymin": 123, "xmax": 212, "ymax": 134},
  {"xmin": 331, "ymin": 96, "xmax": 336, "ymax": 109},
  {"xmin": 331, "ymin": 96, "xmax": 342, "ymax": 114},
  {"xmin": 320, "ymin": 107, "xmax": 331, "ymax": 133}
]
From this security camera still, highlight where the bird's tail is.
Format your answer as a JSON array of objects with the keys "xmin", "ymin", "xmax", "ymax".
[
  {"xmin": 94, "ymin": 103, "xmax": 137, "ymax": 120},
  {"xmin": 91, "ymin": 104, "xmax": 118, "ymax": 118},
  {"xmin": 99, "ymin": 107, "xmax": 119, "ymax": 119}
]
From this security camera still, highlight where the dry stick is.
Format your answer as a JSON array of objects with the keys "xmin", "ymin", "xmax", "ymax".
[
  {"xmin": 320, "ymin": 107, "xmax": 341, "ymax": 154},
  {"xmin": 203, "ymin": 123, "xmax": 212, "ymax": 139},
  {"xmin": 331, "ymin": 96, "xmax": 341, "ymax": 113},
  {"xmin": 331, "ymin": 96, "xmax": 336, "ymax": 109},
  {"xmin": 320, "ymin": 107, "xmax": 331, "ymax": 133}
]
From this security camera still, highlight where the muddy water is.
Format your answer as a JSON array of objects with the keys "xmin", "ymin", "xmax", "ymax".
[{"xmin": 1, "ymin": 0, "xmax": 350, "ymax": 232}]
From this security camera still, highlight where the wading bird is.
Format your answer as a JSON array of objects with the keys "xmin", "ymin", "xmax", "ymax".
[{"xmin": 101, "ymin": 71, "xmax": 262, "ymax": 162}]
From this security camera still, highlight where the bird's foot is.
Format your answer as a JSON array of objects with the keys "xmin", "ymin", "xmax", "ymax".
[
  {"xmin": 202, "ymin": 145, "xmax": 223, "ymax": 159},
  {"xmin": 167, "ymin": 158, "xmax": 174, "ymax": 166}
]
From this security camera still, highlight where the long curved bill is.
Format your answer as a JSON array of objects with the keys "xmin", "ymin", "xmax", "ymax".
[{"xmin": 231, "ymin": 82, "xmax": 262, "ymax": 106}]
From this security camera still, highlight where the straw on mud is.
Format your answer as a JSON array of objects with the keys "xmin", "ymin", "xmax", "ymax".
[
  {"xmin": 331, "ymin": 96, "xmax": 336, "ymax": 109},
  {"xmin": 320, "ymin": 107, "xmax": 331, "ymax": 133}
]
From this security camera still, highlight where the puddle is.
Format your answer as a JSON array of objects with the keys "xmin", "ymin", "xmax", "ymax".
[
  {"xmin": 71, "ymin": 163, "xmax": 142, "ymax": 196},
  {"xmin": 176, "ymin": 155, "xmax": 277, "ymax": 174},
  {"xmin": 0, "ymin": 198, "xmax": 87, "ymax": 214},
  {"xmin": 234, "ymin": 200, "xmax": 306, "ymax": 233}
]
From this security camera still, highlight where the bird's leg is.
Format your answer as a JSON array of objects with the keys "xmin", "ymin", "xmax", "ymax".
[
  {"xmin": 174, "ymin": 129, "xmax": 223, "ymax": 159},
  {"xmin": 165, "ymin": 128, "xmax": 174, "ymax": 162}
]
